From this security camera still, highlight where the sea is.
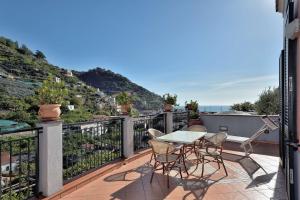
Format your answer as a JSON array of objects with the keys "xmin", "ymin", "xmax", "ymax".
[
  {"xmin": 199, "ymin": 105, "xmax": 231, "ymax": 113},
  {"xmin": 175, "ymin": 105, "xmax": 231, "ymax": 113}
]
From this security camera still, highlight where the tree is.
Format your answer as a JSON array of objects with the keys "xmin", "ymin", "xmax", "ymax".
[
  {"xmin": 255, "ymin": 87, "xmax": 279, "ymax": 115},
  {"xmin": 231, "ymin": 101, "xmax": 255, "ymax": 112},
  {"xmin": 35, "ymin": 50, "xmax": 46, "ymax": 59},
  {"xmin": 17, "ymin": 44, "xmax": 33, "ymax": 55}
]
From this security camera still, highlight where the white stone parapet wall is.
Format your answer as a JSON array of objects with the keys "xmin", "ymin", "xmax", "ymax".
[{"xmin": 199, "ymin": 114, "xmax": 279, "ymax": 143}]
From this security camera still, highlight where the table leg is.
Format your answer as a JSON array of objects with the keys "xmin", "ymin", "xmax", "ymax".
[{"xmin": 181, "ymin": 146, "xmax": 189, "ymax": 175}]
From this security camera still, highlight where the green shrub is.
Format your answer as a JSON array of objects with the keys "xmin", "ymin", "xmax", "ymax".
[
  {"xmin": 129, "ymin": 108, "xmax": 140, "ymax": 117},
  {"xmin": 189, "ymin": 111, "xmax": 199, "ymax": 119},
  {"xmin": 37, "ymin": 77, "xmax": 68, "ymax": 104},
  {"xmin": 115, "ymin": 92, "xmax": 133, "ymax": 105},
  {"xmin": 163, "ymin": 93, "xmax": 177, "ymax": 105},
  {"xmin": 186, "ymin": 100, "xmax": 198, "ymax": 111},
  {"xmin": 35, "ymin": 50, "xmax": 46, "ymax": 59},
  {"xmin": 231, "ymin": 101, "xmax": 255, "ymax": 112},
  {"xmin": 255, "ymin": 87, "xmax": 279, "ymax": 115},
  {"xmin": 61, "ymin": 109, "xmax": 93, "ymax": 124}
]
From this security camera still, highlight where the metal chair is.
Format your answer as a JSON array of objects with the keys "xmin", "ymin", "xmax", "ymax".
[
  {"xmin": 148, "ymin": 139, "xmax": 183, "ymax": 188},
  {"xmin": 196, "ymin": 132, "xmax": 228, "ymax": 177},
  {"xmin": 148, "ymin": 128, "xmax": 183, "ymax": 163},
  {"xmin": 148, "ymin": 128, "xmax": 165, "ymax": 162},
  {"xmin": 148, "ymin": 128, "xmax": 165, "ymax": 139}
]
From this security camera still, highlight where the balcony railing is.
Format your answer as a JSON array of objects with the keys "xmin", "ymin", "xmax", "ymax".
[
  {"xmin": 173, "ymin": 111, "xmax": 188, "ymax": 131},
  {"xmin": 0, "ymin": 112, "xmax": 281, "ymax": 199},
  {"xmin": 0, "ymin": 128, "xmax": 41, "ymax": 200},
  {"xmin": 62, "ymin": 119, "xmax": 123, "ymax": 183},
  {"xmin": 133, "ymin": 113, "xmax": 166, "ymax": 151}
]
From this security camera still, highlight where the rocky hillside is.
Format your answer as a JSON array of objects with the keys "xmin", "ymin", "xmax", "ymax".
[
  {"xmin": 0, "ymin": 37, "xmax": 162, "ymax": 110},
  {"xmin": 0, "ymin": 36, "xmax": 163, "ymax": 125},
  {"xmin": 76, "ymin": 68, "xmax": 162, "ymax": 110}
]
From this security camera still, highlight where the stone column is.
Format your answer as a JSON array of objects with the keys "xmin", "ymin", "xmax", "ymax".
[
  {"xmin": 122, "ymin": 116, "xmax": 134, "ymax": 158},
  {"xmin": 166, "ymin": 112, "xmax": 174, "ymax": 134},
  {"xmin": 38, "ymin": 121, "xmax": 63, "ymax": 197}
]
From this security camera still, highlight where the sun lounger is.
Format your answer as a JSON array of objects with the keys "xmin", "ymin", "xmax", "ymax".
[{"xmin": 226, "ymin": 116, "xmax": 279, "ymax": 156}]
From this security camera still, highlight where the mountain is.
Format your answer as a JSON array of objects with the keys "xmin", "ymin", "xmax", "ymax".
[
  {"xmin": 75, "ymin": 68, "xmax": 162, "ymax": 110},
  {"xmin": 0, "ymin": 36, "xmax": 163, "ymax": 125}
]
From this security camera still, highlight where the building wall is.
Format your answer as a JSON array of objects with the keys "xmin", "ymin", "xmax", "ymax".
[
  {"xmin": 199, "ymin": 114, "xmax": 279, "ymax": 143},
  {"xmin": 295, "ymin": 1, "xmax": 300, "ymax": 199}
]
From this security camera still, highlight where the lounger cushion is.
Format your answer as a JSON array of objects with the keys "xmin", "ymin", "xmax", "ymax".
[{"xmin": 226, "ymin": 135, "xmax": 249, "ymax": 143}]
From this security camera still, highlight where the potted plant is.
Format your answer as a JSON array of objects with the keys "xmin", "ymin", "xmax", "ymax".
[
  {"xmin": 115, "ymin": 92, "xmax": 133, "ymax": 115},
  {"xmin": 37, "ymin": 77, "xmax": 68, "ymax": 121},
  {"xmin": 185, "ymin": 101, "xmax": 192, "ymax": 110},
  {"xmin": 189, "ymin": 111, "xmax": 199, "ymax": 120},
  {"xmin": 186, "ymin": 100, "xmax": 203, "ymax": 126},
  {"xmin": 185, "ymin": 100, "xmax": 198, "ymax": 111},
  {"xmin": 163, "ymin": 93, "xmax": 177, "ymax": 112},
  {"xmin": 188, "ymin": 111, "xmax": 203, "ymax": 125}
]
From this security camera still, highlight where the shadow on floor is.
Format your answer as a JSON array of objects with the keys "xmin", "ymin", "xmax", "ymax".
[
  {"xmin": 222, "ymin": 152, "xmax": 267, "ymax": 177},
  {"xmin": 104, "ymin": 163, "xmax": 153, "ymax": 182},
  {"xmin": 246, "ymin": 166, "xmax": 288, "ymax": 199},
  {"xmin": 104, "ymin": 161, "xmax": 227, "ymax": 200},
  {"xmin": 246, "ymin": 172, "xmax": 276, "ymax": 188}
]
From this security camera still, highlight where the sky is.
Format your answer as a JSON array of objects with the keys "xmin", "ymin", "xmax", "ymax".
[{"xmin": 0, "ymin": 0, "xmax": 282, "ymax": 106}]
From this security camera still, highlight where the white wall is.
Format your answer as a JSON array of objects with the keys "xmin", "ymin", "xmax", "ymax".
[{"xmin": 199, "ymin": 114, "xmax": 279, "ymax": 143}]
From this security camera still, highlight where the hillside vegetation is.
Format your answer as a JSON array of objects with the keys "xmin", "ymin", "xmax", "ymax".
[
  {"xmin": 76, "ymin": 68, "xmax": 162, "ymax": 110},
  {"xmin": 0, "ymin": 36, "xmax": 162, "ymax": 126}
]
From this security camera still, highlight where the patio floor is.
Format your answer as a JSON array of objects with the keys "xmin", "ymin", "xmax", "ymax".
[{"xmin": 60, "ymin": 143, "xmax": 287, "ymax": 200}]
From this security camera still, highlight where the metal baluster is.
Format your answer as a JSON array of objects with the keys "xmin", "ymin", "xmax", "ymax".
[
  {"xmin": 18, "ymin": 140, "xmax": 22, "ymax": 200},
  {"xmin": 26, "ymin": 138, "xmax": 30, "ymax": 199},
  {"xmin": 9, "ymin": 141, "xmax": 12, "ymax": 198}
]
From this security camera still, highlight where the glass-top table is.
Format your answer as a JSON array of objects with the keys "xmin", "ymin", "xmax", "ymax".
[
  {"xmin": 157, "ymin": 131, "xmax": 207, "ymax": 144},
  {"xmin": 156, "ymin": 130, "xmax": 207, "ymax": 176}
]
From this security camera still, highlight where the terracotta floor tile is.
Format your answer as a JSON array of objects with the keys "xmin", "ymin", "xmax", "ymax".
[
  {"xmin": 242, "ymin": 190, "xmax": 270, "ymax": 200},
  {"xmin": 60, "ymin": 146, "xmax": 287, "ymax": 200},
  {"xmin": 221, "ymin": 192, "xmax": 248, "ymax": 200}
]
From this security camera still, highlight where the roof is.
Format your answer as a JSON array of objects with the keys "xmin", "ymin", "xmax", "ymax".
[
  {"xmin": 1, "ymin": 152, "xmax": 17, "ymax": 165},
  {"xmin": 0, "ymin": 120, "xmax": 30, "ymax": 133}
]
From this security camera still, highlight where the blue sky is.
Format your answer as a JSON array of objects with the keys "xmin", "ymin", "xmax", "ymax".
[{"xmin": 0, "ymin": 0, "xmax": 282, "ymax": 105}]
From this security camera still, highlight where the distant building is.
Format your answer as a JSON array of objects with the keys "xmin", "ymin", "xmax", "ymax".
[
  {"xmin": 0, "ymin": 120, "xmax": 30, "ymax": 133},
  {"xmin": 67, "ymin": 105, "xmax": 75, "ymax": 111},
  {"xmin": 65, "ymin": 70, "xmax": 73, "ymax": 77},
  {"xmin": 1, "ymin": 152, "xmax": 17, "ymax": 174},
  {"xmin": 7, "ymin": 74, "xmax": 14, "ymax": 80},
  {"xmin": 55, "ymin": 77, "xmax": 61, "ymax": 83}
]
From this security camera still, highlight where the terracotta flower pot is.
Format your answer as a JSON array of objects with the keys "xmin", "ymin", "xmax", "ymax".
[
  {"xmin": 188, "ymin": 119, "xmax": 203, "ymax": 126},
  {"xmin": 120, "ymin": 104, "xmax": 131, "ymax": 115},
  {"xmin": 164, "ymin": 104, "xmax": 173, "ymax": 112},
  {"xmin": 38, "ymin": 104, "xmax": 61, "ymax": 121}
]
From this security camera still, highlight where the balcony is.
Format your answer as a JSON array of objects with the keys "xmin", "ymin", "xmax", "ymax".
[
  {"xmin": 53, "ymin": 142, "xmax": 286, "ymax": 200},
  {"xmin": 0, "ymin": 112, "xmax": 286, "ymax": 200},
  {"xmin": 34, "ymin": 113, "xmax": 285, "ymax": 200}
]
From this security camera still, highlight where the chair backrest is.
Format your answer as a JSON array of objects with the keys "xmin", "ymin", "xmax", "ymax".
[
  {"xmin": 148, "ymin": 128, "xmax": 164, "ymax": 139},
  {"xmin": 187, "ymin": 125, "xmax": 207, "ymax": 132},
  {"xmin": 207, "ymin": 132, "xmax": 227, "ymax": 147},
  {"xmin": 148, "ymin": 140, "xmax": 176, "ymax": 155},
  {"xmin": 261, "ymin": 116, "xmax": 279, "ymax": 131}
]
